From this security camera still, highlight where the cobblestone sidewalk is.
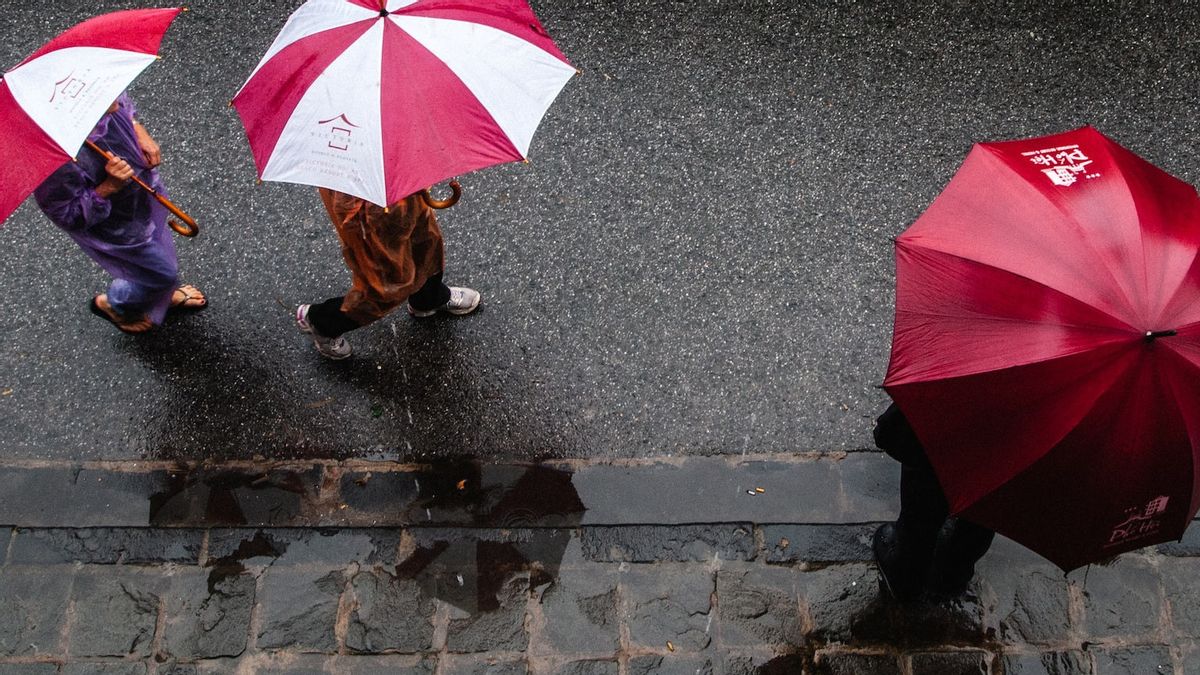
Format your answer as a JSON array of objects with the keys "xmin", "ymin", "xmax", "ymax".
[{"xmin": 0, "ymin": 456, "xmax": 1197, "ymax": 674}]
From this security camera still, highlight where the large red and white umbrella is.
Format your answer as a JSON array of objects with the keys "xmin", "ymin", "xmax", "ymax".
[
  {"xmin": 0, "ymin": 8, "xmax": 184, "ymax": 225},
  {"xmin": 232, "ymin": 0, "xmax": 576, "ymax": 207}
]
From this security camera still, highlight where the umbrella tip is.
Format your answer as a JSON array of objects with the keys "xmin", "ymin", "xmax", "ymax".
[{"xmin": 1145, "ymin": 329, "xmax": 1178, "ymax": 341}]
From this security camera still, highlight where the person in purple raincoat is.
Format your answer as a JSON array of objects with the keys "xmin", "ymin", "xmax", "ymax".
[{"xmin": 33, "ymin": 92, "xmax": 205, "ymax": 333}]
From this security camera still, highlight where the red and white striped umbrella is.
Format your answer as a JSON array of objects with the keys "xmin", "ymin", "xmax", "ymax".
[
  {"xmin": 232, "ymin": 0, "xmax": 576, "ymax": 207},
  {"xmin": 0, "ymin": 8, "xmax": 184, "ymax": 225}
]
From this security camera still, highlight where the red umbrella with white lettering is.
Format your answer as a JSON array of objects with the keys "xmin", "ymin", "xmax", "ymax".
[
  {"xmin": 232, "ymin": 0, "xmax": 576, "ymax": 208},
  {"xmin": 0, "ymin": 8, "xmax": 196, "ymax": 234},
  {"xmin": 884, "ymin": 126, "xmax": 1200, "ymax": 570}
]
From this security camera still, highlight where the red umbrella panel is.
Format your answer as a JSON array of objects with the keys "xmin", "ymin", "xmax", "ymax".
[
  {"xmin": 0, "ymin": 8, "xmax": 184, "ymax": 226},
  {"xmin": 883, "ymin": 126, "xmax": 1200, "ymax": 571}
]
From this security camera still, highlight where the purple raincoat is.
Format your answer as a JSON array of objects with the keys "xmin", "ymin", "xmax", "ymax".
[{"xmin": 33, "ymin": 93, "xmax": 178, "ymax": 324}]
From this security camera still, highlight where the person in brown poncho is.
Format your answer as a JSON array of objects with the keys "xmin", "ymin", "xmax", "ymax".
[{"xmin": 295, "ymin": 188, "xmax": 480, "ymax": 359}]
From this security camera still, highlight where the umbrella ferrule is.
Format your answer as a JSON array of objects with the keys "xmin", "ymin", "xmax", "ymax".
[{"xmin": 1145, "ymin": 329, "xmax": 1178, "ymax": 341}]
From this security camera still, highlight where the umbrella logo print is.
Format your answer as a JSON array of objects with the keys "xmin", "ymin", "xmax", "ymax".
[
  {"xmin": 1106, "ymin": 495, "xmax": 1170, "ymax": 548},
  {"xmin": 318, "ymin": 113, "xmax": 358, "ymax": 152},
  {"xmin": 50, "ymin": 71, "xmax": 88, "ymax": 104},
  {"xmin": 1022, "ymin": 144, "xmax": 1101, "ymax": 186}
]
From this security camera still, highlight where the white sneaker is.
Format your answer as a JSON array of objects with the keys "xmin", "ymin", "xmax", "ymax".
[
  {"xmin": 408, "ymin": 286, "xmax": 481, "ymax": 317},
  {"xmin": 296, "ymin": 304, "xmax": 353, "ymax": 360}
]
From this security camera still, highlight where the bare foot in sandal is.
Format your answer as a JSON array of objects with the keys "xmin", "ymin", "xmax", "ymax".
[
  {"xmin": 90, "ymin": 294, "xmax": 153, "ymax": 334},
  {"xmin": 171, "ymin": 284, "xmax": 207, "ymax": 311}
]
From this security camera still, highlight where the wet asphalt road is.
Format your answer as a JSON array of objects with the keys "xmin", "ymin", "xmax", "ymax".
[{"xmin": 0, "ymin": 1, "xmax": 1197, "ymax": 462}]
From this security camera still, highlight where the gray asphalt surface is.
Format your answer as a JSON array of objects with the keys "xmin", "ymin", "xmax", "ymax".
[{"xmin": 0, "ymin": 1, "xmax": 1197, "ymax": 462}]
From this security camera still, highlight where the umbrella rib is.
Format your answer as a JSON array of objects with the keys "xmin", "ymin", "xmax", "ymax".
[{"xmin": 897, "ymin": 241, "xmax": 1138, "ymax": 333}]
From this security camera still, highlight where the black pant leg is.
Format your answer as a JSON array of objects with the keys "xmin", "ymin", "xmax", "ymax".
[
  {"xmin": 307, "ymin": 296, "xmax": 363, "ymax": 338},
  {"xmin": 407, "ymin": 273, "xmax": 452, "ymax": 312},
  {"xmin": 897, "ymin": 463, "xmax": 949, "ymax": 550}
]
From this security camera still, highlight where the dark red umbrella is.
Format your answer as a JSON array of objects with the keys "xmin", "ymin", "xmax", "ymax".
[{"xmin": 884, "ymin": 126, "xmax": 1200, "ymax": 571}]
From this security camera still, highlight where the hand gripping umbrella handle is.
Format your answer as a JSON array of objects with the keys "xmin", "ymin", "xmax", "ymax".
[
  {"xmin": 84, "ymin": 140, "xmax": 199, "ymax": 237},
  {"xmin": 420, "ymin": 180, "xmax": 462, "ymax": 210}
]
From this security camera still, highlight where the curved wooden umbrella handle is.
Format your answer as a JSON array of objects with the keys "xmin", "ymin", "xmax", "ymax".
[
  {"xmin": 83, "ymin": 140, "xmax": 199, "ymax": 238},
  {"xmin": 168, "ymin": 212, "xmax": 199, "ymax": 238},
  {"xmin": 420, "ymin": 180, "xmax": 462, "ymax": 209}
]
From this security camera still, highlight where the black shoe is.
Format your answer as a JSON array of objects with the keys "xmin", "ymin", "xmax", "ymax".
[{"xmin": 872, "ymin": 523, "xmax": 928, "ymax": 602}]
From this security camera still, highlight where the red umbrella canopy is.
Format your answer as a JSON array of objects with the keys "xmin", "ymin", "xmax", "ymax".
[
  {"xmin": 0, "ymin": 8, "xmax": 184, "ymax": 226},
  {"xmin": 884, "ymin": 126, "xmax": 1200, "ymax": 571}
]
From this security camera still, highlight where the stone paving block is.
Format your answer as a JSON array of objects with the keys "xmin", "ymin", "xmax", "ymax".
[
  {"xmin": 256, "ymin": 565, "xmax": 345, "ymax": 652},
  {"xmin": 909, "ymin": 651, "xmax": 989, "ymax": 675},
  {"xmin": 344, "ymin": 568, "xmax": 437, "ymax": 654},
  {"xmin": 157, "ymin": 665, "xmax": 198, "ymax": 675},
  {"xmin": 763, "ymin": 524, "xmax": 874, "ymax": 564},
  {"xmin": 1162, "ymin": 559, "xmax": 1200, "ymax": 638},
  {"xmin": 623, "ymin": 566, "xmax": 715, "ymax": 652},
  {"xmin": 0, "ymin": 665, "xmax": 59, "ymax": 674},
  {"xmin": 1080, "ymin": 557, "xmax": 1163, "ymax": 640},
  {"xmin": 1091, "ymin": 645, "xmax": 1173, "ymax": 675},
  {"xmin": 231, "ymin": 654, "xmax": 328, "ymax": 674},
  {"xmin": 1000, "ymin": 651, "xmax": 1093, "ymax": 675},
  {"xmin": 575, "ymin": 459, "xmax": 842, "ymax": 525},
  {"xmin": 716, "ymin": 565, "xmax": 802, "ymax": 648},
  {"xmin": 545, "ymin": 660, "xmax": 618, "ymax": 675},
  {"xmin": 1159, "ymin": 526, "xmax": 1200, "ymax": 557},
  {"xmin": 148, "ymin": 466, "xmax": 323, "ymax": 527},
  {"xmin": 722, "ymin": 654, "xmax": 781, "ymax": 675},
  {"xmin": 530, "ymin": 567, "xmax": 619, "ymax": 655},
  {"xmin": 579, "ymin": 524, "xmax": 755, "ymax": 563},
  {"xmin": 446, "ymin": 571, "xmax": 531, "ymax": 653},
  {"xmin": 0, "ymin": 566, "xmax": 72, "ymax": 656},
  {"xmin": 337, "ymin": 469, "xmax": 423, "ymax": 517},
  {"xmin": 161, "ymin": 569, "xmax": 255, "ymax": 659},
  {"xmin": 627, "ymin": 654, "xmax": 716, "ymax": 674},
  {"xmin": 207, "ymin": 528, "xmax": 399, "ymax": 566},
  {"xmin": 61, "ymin": 663, "xmax": 148, "ymax": 675},
  {"xmin": 333, "ymin": 655, "xmax": 438, "ymax": 674},
  {"xmin": 1182, "ymin": 643, "xmax": 1200, "ymax": 675},
  {"xmin": 0, "ymin": 468, "xmax": 159, "ymax": 527},
  {"xmin": 837, "ymin": 452, "xmax": 899, "ymax": 521},
  {"xmin": 857, "ymin": 595, "xmax": 987, "ymax": 648},
  {"xmin": 797, "ymin": 563, "xmax": 880, "ymax": 643},
  {"xmin": 9, "ymin": 528, "xmax": 203, "ymax": 565},
  {"xmin": 441, "ymin": 656, "xmax": 528, "ymax": 675},
  {"xmin": 69, "ymin": 569, "xmax": 165, "ymax": 658},
  {"xmin": 978, "ymin": 543, "xmax": 1071, "ymax": 644},
  {"xmin": 751, "ymin": 655, "xmax": 811, "ymax": 675},
  {"xmin": 978, "ymin": 541, "xmax": 1070, "ymax": 644},
  {"xmin": 813, "ymin": 652, "xmax": 901, "ymax": 675}
]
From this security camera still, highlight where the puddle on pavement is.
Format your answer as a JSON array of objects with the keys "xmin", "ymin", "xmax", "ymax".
[
  {"xmin": 193, "ymin": 460, "xmax": 585, "ymax": 616},
  {"xmin": 149, "ymin": 467, "xmax": 320, "ymax": 526}
]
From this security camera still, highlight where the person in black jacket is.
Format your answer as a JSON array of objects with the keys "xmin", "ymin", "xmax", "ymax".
[{"xmin": 872, "ymin": 402, "xmax": 995, "ymax": 601}]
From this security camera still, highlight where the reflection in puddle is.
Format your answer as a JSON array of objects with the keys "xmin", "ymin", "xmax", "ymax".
[
  {"xmin": 192, "ymin": 460, "xmax": 585, "ymax": 616},
  {"xmin": 400, "ymin": 462, "xmax": 584, "ymax": 614},
  {"xmin": 149, "ymin": 468, "xmax": 318, "ymax": 526}
]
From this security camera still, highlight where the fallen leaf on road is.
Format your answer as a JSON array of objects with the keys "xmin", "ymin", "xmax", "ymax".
[
  {"xmin": 667, "ymin": 641, "xmax": 675, "ymax": 652},
  {"xmin": 305, "ymin": 398, "xmax": 334, "ymax": 409},
  {"xmin": 1, "ymin": 388, "xmax": 12, "ymax": 396}
]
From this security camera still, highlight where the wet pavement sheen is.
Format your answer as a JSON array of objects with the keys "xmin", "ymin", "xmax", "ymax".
[{"xmin": 5, "ymin": 0, "xmax": 1196, "ymax": 462}]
